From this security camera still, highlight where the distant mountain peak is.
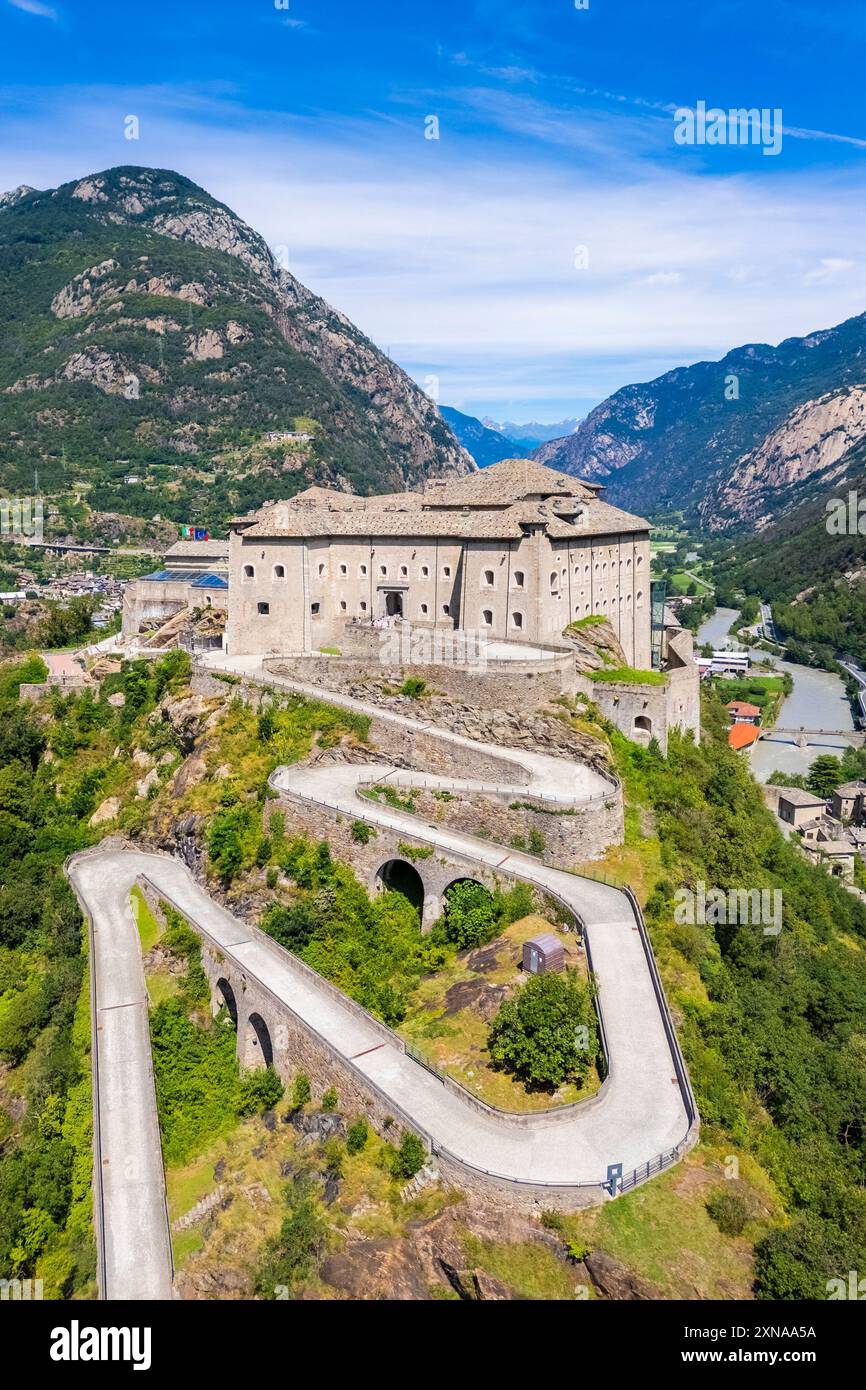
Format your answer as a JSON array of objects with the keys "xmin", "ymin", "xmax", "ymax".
[{"xmin": 0, "ymin": 184, "xmax": 37, "ymax": 209}]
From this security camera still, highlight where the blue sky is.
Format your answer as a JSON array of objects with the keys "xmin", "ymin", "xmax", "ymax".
[{"xmin": 2, "ymin": 0, "xmax": 866, "ymax": 422}]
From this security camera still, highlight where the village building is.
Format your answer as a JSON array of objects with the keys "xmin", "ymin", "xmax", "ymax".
[
  {"xmin": 775, "ymin": 785, "xmax": 828, "ymax": 830},
  {"xmin": 831, "ymin": 780, "xmax": 866, "ymax": 824},
  {"xmin": 727, "ymin": 700, "xmax": 761, "ymax": 725}
]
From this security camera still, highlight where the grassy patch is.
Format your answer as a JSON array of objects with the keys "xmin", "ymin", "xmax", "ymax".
[
  {"xmin": 399, "ymin": 916, "xmax": 600, "ymax": 1112},
  {"xmin": 131, "ymin": 884, "xmax": 162, "ymax": 952},
  {"xmin": 462, "ymin": 1235, "xmax": 584, "ymax": 1300},
  {"xmin": 589, "ymin": 666, "xmax": 667, "ymax": 687},
  {"xmin": 565, "ymin": 1149, "xmax": 771, "ymax": 1299}
]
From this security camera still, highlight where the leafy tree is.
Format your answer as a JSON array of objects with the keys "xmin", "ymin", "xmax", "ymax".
[
  {"xmin": 488, "ymin": 971, "xmax": 597, "ymax": 1091},
  {"xmin": 807, "ymin": 754, "xmax": 844, "ymax": 797},
  {"xmin": 441, "ymin": 880, "xmax": 498, "ymax": 949},
  {"xmin": 207, "ymin": 804, "xmax": 253, "ymax": 884},
  {"xmin": 391, "ymin": 1130, "xmax": 426, "ymax": 1179},
  {"xmin": 753, "ymin": 1216, "xmax": 856, "ymax": 1301},
  {"xmin": 262, "ymin": 899, "xmax": 318, "ymax": 954},
  {"xmin": 0, "ymin": 707, "xmax": 45, "ymax": 769}
]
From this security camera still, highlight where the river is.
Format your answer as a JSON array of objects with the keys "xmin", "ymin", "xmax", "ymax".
[{"xmin": 696, "ymin": 607, "xmax": 856, "ymax": 781}]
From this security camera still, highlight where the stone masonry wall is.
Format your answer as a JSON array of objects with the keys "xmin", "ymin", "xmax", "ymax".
[
  {"xmin": 366, "ymin": 783, "xmax": 622, "ymax": 869},
  {"xmin": 263, "ymin": 652, "xmax": 577, "ymax": 709}
]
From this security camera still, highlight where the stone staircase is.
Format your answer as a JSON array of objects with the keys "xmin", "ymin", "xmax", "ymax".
[
  {"xmin": 400, "ymin": 1163, "xmax": 443, "ymax": 1203},
  {"xmin": 172, "ymin": 1185, "xmax": 226, "ymax": 1232}
]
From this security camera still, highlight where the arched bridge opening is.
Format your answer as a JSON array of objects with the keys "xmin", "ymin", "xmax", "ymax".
[
  {"xmin": 374, "ymin": 858, "xmax": 426, "ymax": 921},
  {"xmin": 213, "ymin": 976, "xmax": 238, "ymax": 1027},
  {"xmin": 242, "ymin": 1011, "xmax": 274, "ymax": 1070}
]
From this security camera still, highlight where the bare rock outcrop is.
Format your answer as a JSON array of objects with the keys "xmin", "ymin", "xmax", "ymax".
[{"xmin": 702, "ymin": 384, "xmax": 866, "ymax": 530}]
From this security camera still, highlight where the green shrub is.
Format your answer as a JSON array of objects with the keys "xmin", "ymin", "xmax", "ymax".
[
  {"xmin": 238, "ymin": 1065, "xmax": 284, "ymax": 1116},
  {"xmin": 292, "ymin": 1072, "xmax": 311, "ymax": 1107},
  {"xmin": 321, "ymin": 1086, "xmax": 338, "ymax": 1112},
  {"xmin": 351, "ymin": 820, "xmax": 371, "ymax": 844},
  {"xmin": 705, "ymin": 1185, "xmax": 755, "ymax": 1237},
  {"xmin": 255, "ymin": 1178, "xmax": 327, "ymax": 1298},
  {"xmin": 322, "ymin": 1138, "xmax": 344, "ymax": 1177},
  {"xmin": 346, "ymin": 1118, "xmax": 369, "ymax": 1155},
  {"xmin": 390, "ymin": 1130, "xmax": 427, "ymax": 1180},
  {"xmin": 400, "ymin": 677, "xmax": 427, "ymax": 699}
]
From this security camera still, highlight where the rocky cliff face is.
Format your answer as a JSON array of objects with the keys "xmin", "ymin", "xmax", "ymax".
[
  {"xmin": 534, "ymin": 313, "xmax": 866, "ymax": 526},
  {"xmin": 0, "ymin": 166, "xmax": 473, "ymax": 516},
  {"xmin": 699, "ymin": 385, "xmax": 866, "ymax": 531}
]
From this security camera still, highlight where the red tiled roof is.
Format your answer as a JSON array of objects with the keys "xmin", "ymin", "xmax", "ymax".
[
  {"xmin": 727, "ymin": 701, "xmax": 762, "ymax": 717},
  {"xmin": 728, "ymin": 723, "xmax": 761, "ymax": 750}
]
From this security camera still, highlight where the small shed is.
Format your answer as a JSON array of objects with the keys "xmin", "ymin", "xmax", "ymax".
[{"xmin": 522, "ymin": 933, "xmax": 565, "ymax": 976}]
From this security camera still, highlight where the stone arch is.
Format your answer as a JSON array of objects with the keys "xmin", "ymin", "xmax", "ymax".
[
  {"xmin": 213, "ymin": 976, "xmax": 238, "ymax": 1026},
  {"xmin": 442, "ymin": 875, "xmax": 488, "ymax": 898},
  {"xmin": 437, "ymin": 876, "xmax": 496, "ymax": 938},
  {"xmin": 242, "ymin": 1011, "xmax": 274, "ymax": 1070},
  {"xmin": 634, "ymin": 714, "xmax": 653, "ymax": 738},
  {"xmin": 374, "ymin": 858, "xmax": 425, "ymax": 919}
]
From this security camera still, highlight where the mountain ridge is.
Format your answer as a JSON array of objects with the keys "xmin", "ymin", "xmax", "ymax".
[
  {"xmin": 533, "ymin": 311, "xmax": 866, "ymax": 526},
  {"xmin": 0, "ymin": 166, "xmax": 473, "ymax": 528}
]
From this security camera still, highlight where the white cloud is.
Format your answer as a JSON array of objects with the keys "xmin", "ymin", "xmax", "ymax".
[
  {"xmin": 2, "ymin": 83, "xmax": 866, "ymax": 414},
  {"xmin": 645, "ymin": 271, "xmax": 684, "ymax": 287},
  {"xmin": 7, "ymin": 0, "xmax": 58, "ymax": 18},
  {"xmin": 803, "ymin": 257, "xmax": 856, "ymax": 284}
]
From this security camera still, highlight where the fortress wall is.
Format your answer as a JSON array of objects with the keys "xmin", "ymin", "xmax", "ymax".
[{"xmin": 263, "ymin": 652, "xmax": 578, "ymax": 707}]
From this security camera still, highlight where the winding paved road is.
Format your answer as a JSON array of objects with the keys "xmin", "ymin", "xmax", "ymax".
[{"xmin": 68, "ymin": 654, "xmax": 696, "ymax": 1300}]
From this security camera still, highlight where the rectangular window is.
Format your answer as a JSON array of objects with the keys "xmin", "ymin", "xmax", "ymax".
[{"xmin": 257, "ymin": 602, "xmax": 270, "ymax": 615}]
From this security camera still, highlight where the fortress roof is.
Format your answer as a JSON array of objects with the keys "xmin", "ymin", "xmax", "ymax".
[{"xmin": 232, "ymin": 459, "xmax": 649, "ymax": 543}]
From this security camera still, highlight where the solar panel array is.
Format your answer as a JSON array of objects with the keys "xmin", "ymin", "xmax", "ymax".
[{"xmin": 140, "ymin": 569, "xmax": 228, "ymax": 589}]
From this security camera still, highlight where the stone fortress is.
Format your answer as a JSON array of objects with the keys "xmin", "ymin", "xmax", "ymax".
[
  {"xmin": 77, "ymin": 459, "xmax": 703, "ymax": 1268},
  {"xmin": 124, "ymin": 458, "xmax": 700, "ymax": 753},
  {"xmin": 224, "ymin": 458, "xmax": 653, "ymax": 665}
]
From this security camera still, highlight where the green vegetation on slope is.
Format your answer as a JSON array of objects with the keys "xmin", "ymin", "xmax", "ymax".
[
  {"xmin": 609, "ymin": 691, "xmax": 866, "ymax": 1298},
  {"xmin": 0, "ymin": 167, "xmax": 466, "ymax": 527}
]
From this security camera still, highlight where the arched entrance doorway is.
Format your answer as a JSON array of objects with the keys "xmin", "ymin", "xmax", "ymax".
[
  {"xmin": 242, "ymin": 1011, "xmax": 274, "ymax": 1070},
  {"xmin": 375, "ymin": 858, "xmax": 425, "ymax": 919},
  {"xmin": 384, "ymin": 591, "xmax": 404, "ymax": 618}
]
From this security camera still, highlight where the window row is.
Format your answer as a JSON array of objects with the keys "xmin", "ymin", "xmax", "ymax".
[
  {"xmin": 242, "ymin": 562, "xmax": 456, "ymax": 582},
  {"xmin": 254, "ymin": 600, "xmax": 529, "ymax": 628},
  {"xmin": 243, "ymin": 555, "xmax": 645, "ymax": 584}
]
